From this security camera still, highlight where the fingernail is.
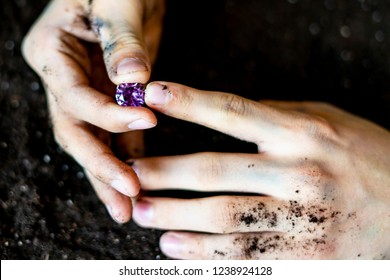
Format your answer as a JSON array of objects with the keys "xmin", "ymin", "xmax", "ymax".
[
  {"xmin": 145, "ymin": 83, "xmax": 171, "ymax": 106},
  {"xmin": 133, "ymin": 200, "xmax": 153, "ymax": 223},
  {"xmin": 160, "ymin": 232, "xmax": 182, "ymax": 257},
  {"xmin": 105, "ymin": 205, "xmax": 125, "ymax": 223},
  {"xmin": 128, "ymin": 119, "xmax": 155, "ymax": 130},
  {"xmin": 112, "ymin": 179, "xmax": 131, "ymax": 196},
  {"xmin": 117, "ymin": 58, "xmax": 148, "ymax": 76}
]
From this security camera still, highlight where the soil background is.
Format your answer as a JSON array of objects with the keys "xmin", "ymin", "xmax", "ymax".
[{"xmin": 1, "ymin": 0, "xmax": 390, "ymax": 259}]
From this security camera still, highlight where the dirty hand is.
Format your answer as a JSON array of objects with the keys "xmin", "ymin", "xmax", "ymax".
[
  {"xmin": 132, "ymin": 82, "xmax": 390, "ymax": 259},
  {"xmin": 22, "ymin": 0, "xmax": 165, "ymax": 223}
]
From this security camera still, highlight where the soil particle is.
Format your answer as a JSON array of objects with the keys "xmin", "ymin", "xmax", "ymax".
[
  {"xmin": 239, "ymin": 213, "xmax": 258, "ymax": 226},
  {"xmin": 235, "ymin": 235, "xmax": 281, "ymax": 259},
  {"xmin": 214, "ymin": 250, "xmax": 226, "ymax": 257},
  {"xmin": 243, "ymin": 237, "xmax": 259, "ymax": 258},
  {"xmin": 42, "ymin": 65, "xmax": 52, "ymax": 76},
  {"xmin": 308, "ymin": 214, "xmax": 327, "ymax": 224},
  {"xmin": 287, "ymin": 200, "xmax": 304, "ymax": 219}
]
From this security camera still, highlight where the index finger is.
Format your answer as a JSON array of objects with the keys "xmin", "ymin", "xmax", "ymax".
[{"xmin": 144, "ymin": 82, "xmax": 298, "ymax": 148}]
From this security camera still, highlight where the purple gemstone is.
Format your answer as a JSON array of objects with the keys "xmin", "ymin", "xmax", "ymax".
[{"xmin": 115, "ymin": 83, "xmax": 145, "ymax": 107}]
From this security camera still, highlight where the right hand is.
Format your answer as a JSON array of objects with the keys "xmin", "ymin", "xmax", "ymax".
[
  {"xmin": 22, "ymin": 0, "xmax": 165, "ymax": 223},
  {"xmin": 132, "ymin": 82, "xmax": 390, "ymax": 259}
]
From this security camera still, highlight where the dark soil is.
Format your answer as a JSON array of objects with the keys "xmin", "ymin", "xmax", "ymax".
[{"xmin": 1, "ymin": 0, "xmax": 390, "ymax": 259}]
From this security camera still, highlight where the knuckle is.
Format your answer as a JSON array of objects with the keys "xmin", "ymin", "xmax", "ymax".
[
  {"xmin": 52, "ymin": 125, "xmax": 69, "ymax": 152},
  {"xmin": 23, "ymin": 28, "xmax": 64, "ymax": 70},
  {"xmin": 21, "ymin": 30, "xmax": 47, "ymax": 68},
  {"xmin": 220, "ymin": 93, "xmax": 250, "ymax": 117},
  {"xmin": 21, "ymin": 35, "xmax": 33, "ymax": 61},
  {"xmin": 299, "ymin": 114, "xmax": 339, "ymax": 144},
  {"xmin": 42, "ymin": 28, "xmax": 64, "ymax": 50},
  {"xmin": 293, "ymin": 159, "xmax": 331, "ymax": 191}
]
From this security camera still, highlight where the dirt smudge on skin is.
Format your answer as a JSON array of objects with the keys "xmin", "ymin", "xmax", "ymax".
[
  {"xmin": 79, "ymin": 0, "xmax": 94, "ymax": 32},
  {"xmin": 213, "ymin": 250, "xmax": 226, "ymax": 257},
  {"xmin": 287, "ymin": 200, "xmax": 304, "ymax": 219},
  {"xmin": 103, "ymin": 41, "xmax": 116, "ymax": 54},
  {"xmin": 233, "ymin": 234, "xmax": 333, "ymax": 259},
  {"xmin": 308, "ymin": 214, "xmax": 327, "ymax": 224},
  {"xmin": 232, "ymin": 198, "xmax": 346, "ymax": 239},
  {"xmin": 234, "ymin": 202, "xmax": 278, "ymax": 229},
  {"xmin": 90, "ymin": 17, "xmax": 105, "ymax": 38},
  {"xmin": 42, "ymin": 65, "xmax": 52, "ymax": 76},
  {"xmin": 233, "ymin": 235, "xmax": 280, "ymax": 259}
]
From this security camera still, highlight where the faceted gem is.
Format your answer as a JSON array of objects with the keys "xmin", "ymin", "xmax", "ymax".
[{"xmin": 115, "ymin": 83, "xmax": 145, "ymax": 107}]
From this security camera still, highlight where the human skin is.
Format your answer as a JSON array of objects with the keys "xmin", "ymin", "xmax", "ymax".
[
  {"xmin": 22, "ymin": 0, "xmax": 165, "ymax": 223},
  {"xmin": 131, "ymin": 81, "xmax": 390, "ymax": 259}
]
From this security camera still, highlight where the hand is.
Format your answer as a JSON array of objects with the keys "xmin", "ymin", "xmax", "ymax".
[
  {"xmin": 22, "ymin": 0, "xmax": 165, "ymax": 223},
  {"xmin": 131, "ymin": 82, "xmax": 390, "ymax": 259}
]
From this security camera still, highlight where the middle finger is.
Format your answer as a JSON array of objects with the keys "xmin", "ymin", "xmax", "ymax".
[{"xmin": 131, "ymin": 152, "xmax": 325, "ymax": 199}]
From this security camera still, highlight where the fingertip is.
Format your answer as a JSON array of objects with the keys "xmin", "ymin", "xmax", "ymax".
[
  {"xmin": 106, "ymin": 158, "xmax": 141, "ymax": 198},
  {"xmin": 160, "ymin": 232, "xmax": 184, "ymax": 259},
  {"xmin": 105, "ymin": 201, "xmax": 132, "ymax": 224},
  {"xmin": 103, "ymin": 190, "xmax": 132, "ymax": 224},
  {"xmin": 111, "ymin": 179, "xmax": 137, "ymax": 197},
  {"xmin": 145, "ymin": 81, "xmax": 172, "ymax": 107},
  {"xmin": 86, "ymin": 0, "xmax": 152, "ymax": 84},
  {"xmin": 144, "ymin": 82, "xmax": 197, "ymax": 122},
  {"xmin": 132, "ymin": 199, "xmax": 154, "ymax": 227},
  {"xmin": 84, "ymin": 157, "xmax": 135, "ymax": 223},
  {"xmin": 127, "ymin": 118, "xmax": 156, "ymax": 130},
  {"xmin": 115, "ymin": 169, "xmax": 141, "ymax": 198},
  {"xmin": 94, "ymin": 101, "xmax": 157, "ymax": 133}
]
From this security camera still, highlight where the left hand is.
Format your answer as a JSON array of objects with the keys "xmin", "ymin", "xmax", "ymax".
[
  {"xmin": 131, "ymin": 81, "xmax": 390, "ymax": 259},
  {"xmin": 22, "ymin": 0, "xmax": 165, "ymax": 223}
]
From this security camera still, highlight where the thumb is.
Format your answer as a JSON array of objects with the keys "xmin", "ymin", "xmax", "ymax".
[{"xmin": 89, "ymin": 0, "xmax": 151, "ymax": 84}]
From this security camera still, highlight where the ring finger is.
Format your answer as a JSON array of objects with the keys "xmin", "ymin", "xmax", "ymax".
[{"xmin": 132, "ymin": 196, "xmax": 326, "ymax": 235}]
